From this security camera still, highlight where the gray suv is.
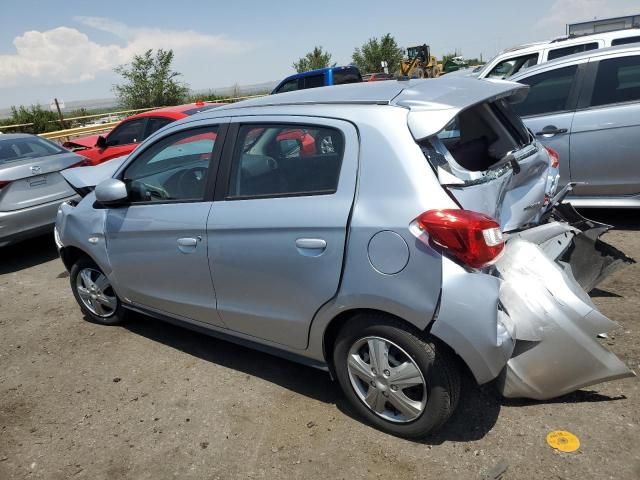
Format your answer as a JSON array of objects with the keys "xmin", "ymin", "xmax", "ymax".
[
  {"xmin": 510, "ymin": 44, "xmax": 640, "ymax": 207},
  {"xmin": 55, "ymin": 78, "xmax": 634, "ymax": 438}
]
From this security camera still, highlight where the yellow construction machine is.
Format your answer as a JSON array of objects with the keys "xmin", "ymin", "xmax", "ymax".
[{"xmin": 400, "ymin": 44, "xmax": 440, "ymax": 78}]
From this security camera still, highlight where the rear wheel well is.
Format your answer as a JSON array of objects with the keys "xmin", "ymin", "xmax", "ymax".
[
  {"xmin": 323, "ymin": 309, "xmax": 424, "ymax": 377},
  {"xmin": 322, "ymin": 308, "xmax": 471, "ymax": 383},
  {"xmin": 60, "ymin": 246, "xmax": 93, "ymax": 272}
]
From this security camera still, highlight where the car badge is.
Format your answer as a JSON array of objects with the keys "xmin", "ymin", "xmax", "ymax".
[{"xmin": 30, "ymin": 165, "xmax": 42, "ymax": 175}]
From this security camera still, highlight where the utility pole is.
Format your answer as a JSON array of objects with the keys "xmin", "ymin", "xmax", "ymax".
[{"xmin": 54, "ymin": 98, "xmax": 66, "ymax": 129}]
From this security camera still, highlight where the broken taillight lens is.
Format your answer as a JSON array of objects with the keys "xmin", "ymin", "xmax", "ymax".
[
  {"xmin": 416, "ymin": 209, "xmax": 504, "ymax": 268},
  {"xmin": 545, "ymin": 146, "xmax": 560, "ymax": 168}
]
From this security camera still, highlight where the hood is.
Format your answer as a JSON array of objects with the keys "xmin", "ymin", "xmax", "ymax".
[
  {"xmin": 62, "ymin": 134, "xmax": 104, "ymax": 150},
  {"xmin": 61, "ymin": 155, "xmax": 127, "ymax": 197}
]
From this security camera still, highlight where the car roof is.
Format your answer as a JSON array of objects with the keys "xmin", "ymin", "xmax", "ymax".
[
  {"xmin": 127, "ymin": 102, "xmax": 224, "ymax": 120},
  {"xmin": 496, "ymin": 28, "xmax": 640, "ymax": 57},
  {"xmin": 0, "ymin": 133, "xmax": 38, "ymax": 141},
  {"xmin": 510, "ymin": 43, "xmax": 640, "ymax": 80},
  {"xmin": 203, "ymin": 76, "xmax": 525, "ymax": 114}
]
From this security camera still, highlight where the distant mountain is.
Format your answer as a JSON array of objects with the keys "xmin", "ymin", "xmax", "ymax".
[{"xmin": 0, "ymin": 81, "xmax": 279, "ymax": 119}]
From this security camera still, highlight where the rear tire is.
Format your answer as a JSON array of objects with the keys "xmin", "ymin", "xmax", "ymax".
[
  {"xmin": 70, "ymin": 258, "xmax": 127, "ymax": 325},
  {"xmin": 333, "ymin": 314, "xmax": 460, "ymax": 438}
]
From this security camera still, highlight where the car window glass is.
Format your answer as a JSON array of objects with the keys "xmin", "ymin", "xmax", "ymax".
[
  {"xmin": 333, "ymin": 68, "xmax": 362, "ymax": 85},
  {"xmin": 276, "ymin": 79, "xmax": 299, "ymax": 93},
  {"xmin": 106, "ymin": 118, "xmax": 146, "ymax": 146},
  {"xmin": 0, "ymin": 137, "xmax": 64, "ymax": 163},
  {"xmin": 123, "ymin": 127, "xmax": 218, "ymax": 203},
  {"xmin": 487, "ymin": 53, "xmax": 538, "ymax": 78},
  {"xmin": 510, "ymin": 65, "xmax": 578, "ymax": 117},
  {"xmin": 590, "ymin": 55, "xmax": 640, "ymax": 107},
  {"xmin": 303, "ymin": 74, "xmax": 325, "ymax": 89},
  {"xmin": 547, "ymin": 42, "xmax": 598, "ymax": 61},
  {"xmin": 146, "ymin": 117, "xmax": 174, "ymax": 137},
  {"xmin": 611, "ymin": 36, "xmax": 640, "ymax": 46},
  {"xmin": 228, "ymin": 124, "xmax": 344, "ymax": 198}
]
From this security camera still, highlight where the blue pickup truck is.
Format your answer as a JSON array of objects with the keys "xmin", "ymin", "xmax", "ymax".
[{"xmin": 272, "ymin": 66, "xmax": 362, "ymax": 94}]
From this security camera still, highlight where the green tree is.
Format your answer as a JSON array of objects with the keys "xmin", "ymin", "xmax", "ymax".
[
  {"xmin": 293, "ymin": 46, "xmax": 335, "ymax": 73},
  {"xmin": 113, "ymin": 49, "xmax": 189, "ymax": 109},
  {"xmin": 6, "ymin": 105, "xmax": 58, "ymax": 134},
  {"xmin": 352, "ymin": 34, "xmax": 404, "ymax": 74}
]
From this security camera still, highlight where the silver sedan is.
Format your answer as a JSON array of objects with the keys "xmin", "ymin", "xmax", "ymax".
[{"xmin": 0, "ymin": 134, "xmax": 83, "ymax": 247}]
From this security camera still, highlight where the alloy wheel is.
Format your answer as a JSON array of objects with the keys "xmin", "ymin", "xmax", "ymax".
[
  {"xmin": 75, "ymin": 268, "xmax": 118, "ymax": 318},
  {"xmin": 347, "ymin": 336, "xmax": 427, "ymax": 423}
]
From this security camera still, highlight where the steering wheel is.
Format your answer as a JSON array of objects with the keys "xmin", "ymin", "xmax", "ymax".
[
  {"xmin": 130, "ymin": 180, "xmax": 171, "ymax": 201},
  {"xmin": 176, "ymin": 167, "xmax": 208, "ymax": 199}
]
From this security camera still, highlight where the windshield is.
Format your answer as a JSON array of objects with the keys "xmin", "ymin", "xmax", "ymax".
[{"xmin": 0, "ymin": 136, "xmax": 65, "ymax": 164}]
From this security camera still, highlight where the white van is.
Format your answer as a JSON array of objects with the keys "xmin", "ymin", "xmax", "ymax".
[{"xmin": 474, "ymin": 27, "xmax": 640, "ymax": 79}]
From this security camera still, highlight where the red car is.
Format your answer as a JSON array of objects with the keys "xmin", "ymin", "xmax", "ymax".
[{"xmin": 63, "ymin": 102, "xmax": 224, "ymax": 165}]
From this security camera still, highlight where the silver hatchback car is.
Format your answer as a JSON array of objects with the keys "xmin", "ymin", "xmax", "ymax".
[{"xmin": 55, "ymin": 77, "xmax": 634, "ymax": 438}]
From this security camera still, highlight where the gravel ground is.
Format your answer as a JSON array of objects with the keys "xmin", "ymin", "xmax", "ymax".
[{"xmin": 1, "ymin": 210, "xmax": 638, "ymax": 479}]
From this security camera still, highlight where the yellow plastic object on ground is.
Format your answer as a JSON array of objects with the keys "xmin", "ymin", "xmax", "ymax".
[{"xmin": 546, "ymin": 431, "xmax": 580, "ymax": 452}]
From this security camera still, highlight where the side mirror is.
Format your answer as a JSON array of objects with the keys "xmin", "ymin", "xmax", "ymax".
[
  {"xmin": 96, "ymin": 136, "xmax": 107, "ymax": 149},
  {"xmin": 95, "ymin": 178, "xmax": 128, "ymax": 206}
]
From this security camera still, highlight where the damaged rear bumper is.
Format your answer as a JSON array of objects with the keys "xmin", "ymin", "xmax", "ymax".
[{"xmin": 431, "ymin": 204, "xmax": 635, "ymax": 400}]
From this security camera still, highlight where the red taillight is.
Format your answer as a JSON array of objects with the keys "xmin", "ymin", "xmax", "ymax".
[
  {"xmin": 416, "ymin": 209, "xmax": 504, "ymax": 268},
  {"xmin": 0, "ymin": 180, "xmax": 11, "ymax": 190},
  {"xmin": 545, "ymin": 146, "xmax": 560, "ymax": 168},
  {"xmin": 195, "ymin": 100, "xmax": 205, "ymax": 106}
]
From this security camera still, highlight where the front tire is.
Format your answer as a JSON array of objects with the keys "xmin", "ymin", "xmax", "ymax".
[
  {"xmin": 333, "ymin": 314, "xmax": 460, "ymax": 438},
  {"xmin": 70, "ymin": 258, "xmax": 126, "ymax": 325}
]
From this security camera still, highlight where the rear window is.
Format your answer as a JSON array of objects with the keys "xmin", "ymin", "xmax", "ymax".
[
  {"xmin": 547, "ymin": 42, "xmax": 598, "ymax": 61},
  {"xmin": 0, "ymin": 136, "xmax": 64, "ymax": 164},
  {"xmin": 423, "ymin": 100, "xmax": 531, "ymax": 172},
  {"xmin": 333, "ymin": 68, "xmax": 362, "ymax": 85},
  {"xmin": 611, "ymin": 36, "xmax": 640, "ymax": 46}
]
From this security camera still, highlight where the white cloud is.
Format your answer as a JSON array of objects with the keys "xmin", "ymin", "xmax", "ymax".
[
  {"xmin": 0, "ymin": 17, "xmax": 251, "ymax": 88},
  {"xmin": 536, "ymin": 0, "xmax": 638, "ymax": 36}
]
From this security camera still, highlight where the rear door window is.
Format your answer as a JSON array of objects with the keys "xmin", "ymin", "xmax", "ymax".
[
  {"xmin": 302, "ymin": 75, "xmax": 325, "ymax": 89},
  {"xmin": 511, "ymin": 65, "xmax": 578, "ymax": 117},
  {"xmin": 589, "ymin": 55, "xmax": 640, "ymax": 107},
  {"xmin": 487, "ymin": 53, "xmax": 539, "ymax": 78},
  {"xmin": 227, "ymin": 124, "xmax": 344, "ymax": 198},
  {"xmin": 333, "ymin": 68, "xmax": 362, "ymax": 85},
  {"xmin": 547, "ymin": 42, "xmax": 598, "ymax": 61},
  {"xmin": 611, "ymin": 36, "xmax": 640, "ymax": 46}
]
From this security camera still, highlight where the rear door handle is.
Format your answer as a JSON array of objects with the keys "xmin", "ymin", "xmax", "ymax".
[{"xmin": 535, "ymin": 125, "xmax": 568, "ymax": 137}]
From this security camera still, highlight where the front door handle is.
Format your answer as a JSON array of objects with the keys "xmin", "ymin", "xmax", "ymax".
[
  {"xmin": 177, "ymin": 237, "xmax": 198, "ymax": 247},
  {"xmin": 535, "ymin": 125, "xmax": 568, "ymax": 137},
  {"xmin": 296, "ymin": 238, "xmax": 327, "ymax": 249}
]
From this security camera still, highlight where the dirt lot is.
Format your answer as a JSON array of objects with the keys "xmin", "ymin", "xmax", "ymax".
[{"xmin": 1, "ymin": 210, "xmax": 639, "ymax": 480}]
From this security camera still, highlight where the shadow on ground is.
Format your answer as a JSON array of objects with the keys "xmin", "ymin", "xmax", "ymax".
[
  {"xmin": 0, "ymin": 234, "xmax": 58, "ymax": 275},
  {"xmin": 125, "ymin": 313, "xmax": 630, "ymax": 444}
]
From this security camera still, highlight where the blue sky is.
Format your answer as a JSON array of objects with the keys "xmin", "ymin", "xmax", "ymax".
[{"xmin": 0, "ymin": 0, "xmax": 637, "ymax": 107}]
